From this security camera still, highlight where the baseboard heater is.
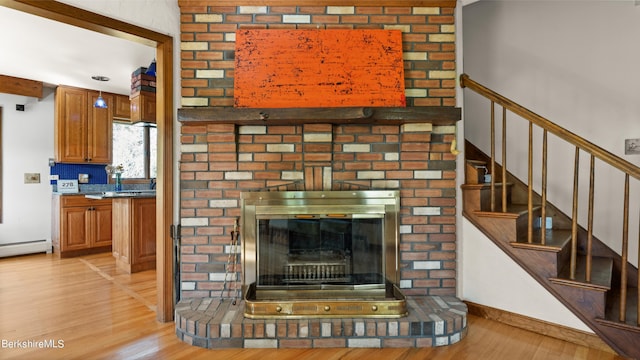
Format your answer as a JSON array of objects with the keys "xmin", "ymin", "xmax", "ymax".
[{"xmin": 0, "ymin": 240, "xmax": 50, "ymax": 258}]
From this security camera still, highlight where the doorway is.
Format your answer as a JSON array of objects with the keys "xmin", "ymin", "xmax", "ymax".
[{"xmin": 1, "ymin": 0, "xmax": 175, "ymax": 322}]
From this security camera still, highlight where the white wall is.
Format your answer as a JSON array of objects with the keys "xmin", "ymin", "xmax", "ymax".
[
  {"xmin": 0, "ymin": 91, "xmax": 55, "ymax": 246},
  {"xmin": 460, "ymin": 0, "xmax": 640, "ymax": 331}
]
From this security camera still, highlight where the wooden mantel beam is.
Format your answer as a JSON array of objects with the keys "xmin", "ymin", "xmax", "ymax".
[
  {"xmin": 178, "ymin": 106, "xmax": 461, "ymax": 126},
  {"xmin": 178, "ymin": 0, "xmax": 457, "ymax": 7},
  {"xmin": 0, "ymin": 74, "xmax": 43, "ymax": 98}
]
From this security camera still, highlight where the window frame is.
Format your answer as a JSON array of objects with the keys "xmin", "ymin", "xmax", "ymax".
[{"xmin": 112, "ymin": 121, "xmax": 157, "ymax": 184}]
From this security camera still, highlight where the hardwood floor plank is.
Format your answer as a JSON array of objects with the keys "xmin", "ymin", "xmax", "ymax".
[{"xmin": 0, "ymin": 253, "xmax": 626, "ymax": 360}]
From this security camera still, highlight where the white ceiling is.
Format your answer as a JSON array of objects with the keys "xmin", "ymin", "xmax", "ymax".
[{"xmin": 0, "ymin": 6, "xmax": 155, "ymax": 96}]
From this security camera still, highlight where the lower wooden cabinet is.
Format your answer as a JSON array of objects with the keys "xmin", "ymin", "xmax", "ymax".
[
  {"xmin": 112, "ymin": 197, "xmax": 156, "ymax": 273},
  {"xmin": 52, "ymin": 195, "xmax": 112, "ymax": 258}
]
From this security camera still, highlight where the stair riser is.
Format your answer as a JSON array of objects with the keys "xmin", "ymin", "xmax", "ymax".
[
  {"xmin": 475, "ymin": 217, "xmax": 517, "ymax": 244},
  {"xmin": 476, "ymin": 187, "xmax": 512, "ymax": 212},
  {"xmin": 511, "ymin": 248, "xmax": 563, "ymax": 280},
  {"xmin": 550, "ymin": 283, "xmax": 606, "ymax": 320},
  {"xmin": 514, "ymin": 207, "xmax": 542, "ymax": 237}
]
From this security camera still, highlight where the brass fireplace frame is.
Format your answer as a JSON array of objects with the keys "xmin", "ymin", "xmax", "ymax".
[{"xmin": 240, "ymin": 190, "xmax": 407, "ymax": 318}]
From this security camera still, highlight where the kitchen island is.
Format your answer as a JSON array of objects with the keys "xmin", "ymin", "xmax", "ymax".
[{"xmin": 106, "ymin": 192, "xmax": 156, "ymax": 274}]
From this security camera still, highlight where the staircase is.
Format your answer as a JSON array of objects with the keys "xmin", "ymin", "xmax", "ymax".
[{"xmin": 460, "ymin": 74, "xmax": 640, "ymax": 359}]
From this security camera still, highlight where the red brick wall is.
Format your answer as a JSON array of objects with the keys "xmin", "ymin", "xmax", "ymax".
[
  {"xmin": 178, "ymin": 5, "xmax": 458, "ymax": 299},
  {"xmin": 180, "ymin": 5, "xmax": 456, "ymax": 107}
]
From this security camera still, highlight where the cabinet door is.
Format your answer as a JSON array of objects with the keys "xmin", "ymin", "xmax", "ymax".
[
  {"xmin": 92, "ymin": 204, "xmax": 113, "ymax": 248},
  {"xmin": 87, "ymin": 92, "xmax": 113, "ymax": 164},
  {"xmin": 55, "ymin": 86, "xmax": 88, "ymax": 163},
  {"xmin": 132, "ymin": 199, "xmax": 156, "ymax": 264},
  {"xmin": 111, "ymin": 199, "xmax": 130, "ymax": 263},
  {"xmin": 130, "ymin": 93, "xmax": 156, "ymax": 123},
  {"xmin": 60, "ymin": 207, "xmax": 90, "ymax": 251},
  {"xmin": 113, "ymin": 95, "xmax": 131, "ymax": 120}
]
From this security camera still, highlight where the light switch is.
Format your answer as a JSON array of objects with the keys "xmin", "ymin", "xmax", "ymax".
[
  {"xmin": 625, "ymin": 139, "xmax": 640, "ymax": 155},
  {"xmin": 24, "ymin": 173, "xmax": 41, "ymax": 184}
]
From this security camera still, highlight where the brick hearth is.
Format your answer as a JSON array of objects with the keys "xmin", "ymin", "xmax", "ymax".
[{"xmin": 176, "ymin": 296, "xmax": 467, "ymax": 349}]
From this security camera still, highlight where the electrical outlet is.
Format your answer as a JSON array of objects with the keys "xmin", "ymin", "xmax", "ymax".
[
  {"xmin": 24, "ymin": 173, "xmax": 40, "ymax": 184},
  {"xmin": 625, "ymin": 139, "xmax": 640, "ymax": 155}
]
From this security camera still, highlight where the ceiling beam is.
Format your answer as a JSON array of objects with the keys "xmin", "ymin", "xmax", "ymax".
[
  {"xmin": 0, "ymin": 74, "xmax": 43, "ymax": 98},
  {"xmin": 0, "ymin": 0, "xmax": 170, "ymax": 47}
]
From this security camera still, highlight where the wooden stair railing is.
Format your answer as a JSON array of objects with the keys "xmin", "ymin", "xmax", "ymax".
[{"xmin": 460, "ymin": 74, "xmax": 640, "ymax": 358}]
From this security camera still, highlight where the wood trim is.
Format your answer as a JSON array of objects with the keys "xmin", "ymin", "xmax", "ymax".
[
  {"xmin": 0, "ymin": 0, "xmax": 176, "ymax": 322},
  {"xmin": 178, "ymin": 106, "xmax": 462, "ymax": 125},
  {"xmin": 179, "ymin": 0, "xmax": 457, "ymax": 8},
  {"xmin": 0, "ymin": 74, "xmax": 43, "ymax": 98},
  {"xmin": 0, "ymin": 0, "xmax": 168, "ymax": 47},
  {"xmin": 465, "ymin": 301, "xmax": 617, "ymax": 354},
  {"xmin": 0, "ymin": 106, "xmax": 2, "ymax": 224},
  {"xmin": 155, "ymin": 39, "xmax": 175, "ymax": 323}
]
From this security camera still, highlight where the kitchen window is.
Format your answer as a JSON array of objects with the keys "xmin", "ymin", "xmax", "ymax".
[{"xmin": 112, "ymin": 122, "xmax": 157, "ymax": 180}]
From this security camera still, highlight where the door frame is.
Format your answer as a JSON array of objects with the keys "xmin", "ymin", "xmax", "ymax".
[{"xmin": 0, "ymin": 0, "xmax": 175, "ymax": 322}]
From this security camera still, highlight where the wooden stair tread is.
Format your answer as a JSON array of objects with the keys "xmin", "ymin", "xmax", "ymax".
[
  {"xmin": 461, "ymin": 182, "xmax": 512, "ymax": 190},
  {"xmin": 474, "ymin": 204, "xmax": 539, "ymax": 219},
  {"xmin": 595, "ymin": 317, "xmax": 640, "ymax": 333},
  {"xmin": 510, "ymin": 229, "xmax": 572, "ymax": 252},
  {"xmin": 549, "ymin": 256, "xmax": 613, "ymax": 291}
]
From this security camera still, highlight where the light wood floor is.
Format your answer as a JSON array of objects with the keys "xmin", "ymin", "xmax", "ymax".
[{"xmin": 0, "ymin": 252, "xmax": 625, "ymax": 360}]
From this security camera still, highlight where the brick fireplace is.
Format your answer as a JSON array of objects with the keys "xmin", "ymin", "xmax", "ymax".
[{"xmin": 175, "ymin": 0, "xmax": 464, "ymax": 349}]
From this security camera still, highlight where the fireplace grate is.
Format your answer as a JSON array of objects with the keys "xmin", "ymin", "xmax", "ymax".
[
  {"xmin": 283, "ymin": 263, "xmax": 349, "ymax": 283},
  {"xmin": 283, "ymin": 251, "xmax": 351, "ymax": 283}
]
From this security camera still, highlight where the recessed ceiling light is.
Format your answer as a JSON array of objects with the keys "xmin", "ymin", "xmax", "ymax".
[{"xmin": 91, "ymin": 75, "xmax": 110, "ymax": 82}]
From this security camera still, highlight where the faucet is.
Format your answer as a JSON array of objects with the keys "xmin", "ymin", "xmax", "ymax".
[{"xmin": 149, "ymin": 178, "xmax": 156, "ymax": 190}]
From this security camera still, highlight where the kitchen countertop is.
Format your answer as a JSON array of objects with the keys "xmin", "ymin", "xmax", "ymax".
[{"xmin": 84, "ymin": 190, "xmax": 156, "ymax": 200}]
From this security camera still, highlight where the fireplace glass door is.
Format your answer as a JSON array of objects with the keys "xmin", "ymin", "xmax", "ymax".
[{"xmin": 257, "ymin": 216, "xmax": 384, "ymax": 288}]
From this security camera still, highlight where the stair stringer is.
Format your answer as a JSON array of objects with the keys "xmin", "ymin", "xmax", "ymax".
[{"xmin": 462, "ymin": 210, "xmax": 628, "ymax": 356}]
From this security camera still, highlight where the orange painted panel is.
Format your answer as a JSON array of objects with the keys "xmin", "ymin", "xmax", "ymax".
[{"xmin": 234, "ymin": 29, "xmax": 406, "ymax": 108}]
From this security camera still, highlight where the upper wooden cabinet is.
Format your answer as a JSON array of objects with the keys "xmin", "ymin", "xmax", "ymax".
[
  {"xmin": 113, "ymin": 94, "xmax": 131, "ymax": 120},
  {"xmin": 54, "ymin": 85, "xmax": 113, "ymax": 164},
  {"xmin": 130, "ymin": 91, "xmax": 156, "ymax": 123}
]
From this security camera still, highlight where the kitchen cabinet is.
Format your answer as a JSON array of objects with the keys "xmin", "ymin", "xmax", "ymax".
[
  {"xmin": 112, "ymin": 197, "xmax": 156, "ymax": 273},
  {"xmin": 52, "ymin": 195, "xmax": 112, "ymax": 258},
  {"xmin": 113, "ymin": 94, "xmax": 131, "ymax": 120},
  {"xmin": 130, "ymin": 92, "xmax": 156, "ymax": 123},
  {"xmin": 54, "ymin": 85, "xmax": 113, "ymax": 164}
]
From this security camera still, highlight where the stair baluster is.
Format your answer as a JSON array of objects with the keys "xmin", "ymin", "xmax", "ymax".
[
  {"xmin": 541, "ymin": 130, "xmax": 548, "ymax": 245},
  {"xmin": 586, "ymin": 155, "xmax": 595, "ymax": 283},
  {"xmin": 620, "ymin": 174, "xmax": 629, "ymax": 323},
  {"xmin": 490, "ymin": 101, "xmax": 496, "ymax": 212},
  {"xmin": 570, "ymin": 147, "xmax": 580, "ymax": 280},
  {"xmin": 528, "ymin": 122, "xmax": 534, "ymax": 244},
  {"xmin": 501, "ymin": 107, "xmax": 507, "ymax": 213}
]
